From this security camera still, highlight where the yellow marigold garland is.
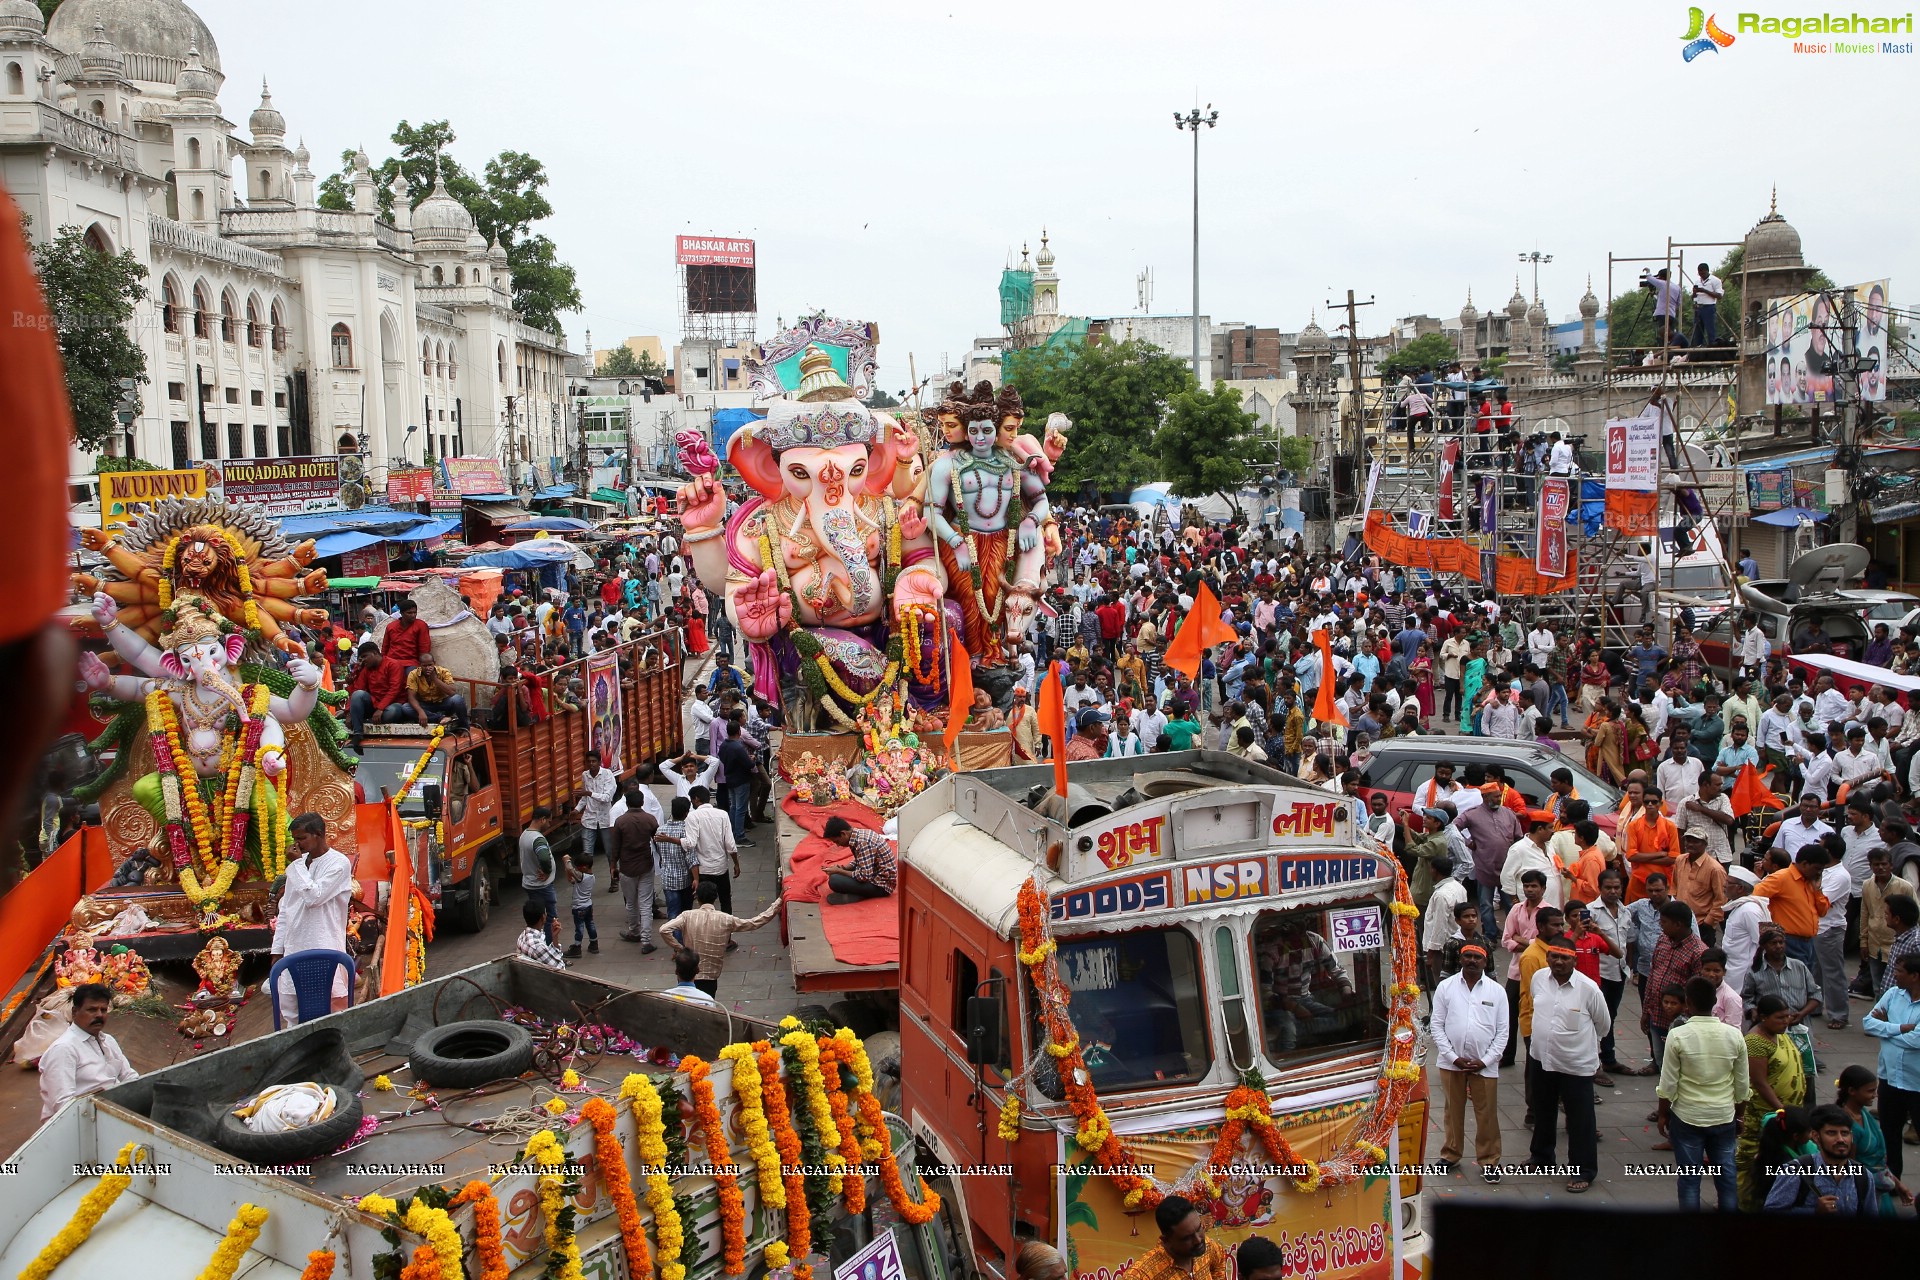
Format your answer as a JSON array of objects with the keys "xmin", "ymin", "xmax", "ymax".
[
  {"xmin": 16, "ymin": 1141, "xmax": 142, "ymax": 1280},
  {"xmin": 583, "ymin": 1097, "xmax": 653, "ymax": 1280},
  {"xmin": 401, "ymin": 1198, "xmax": 463, "ymax": 1280},
  {"xmin": 620, "ymin": 1073, "xmax": 685, "ymax": 1280},
  {"xmin": 195, "ymin": 1203, "xmax": 269, "ymax": 1280},
  {"xmin": 753, "ymin": 1042, "xmax": 811, "ymax": 1271},
  {"xmin": 525, "ymin": 1129, "xmax": 585, "ymax": 1280},
  {"xmin": 816, "ymin": 1036, "xmax": 867, "ymax": 1213},
  {"xmin": 778, "ymin": 1019, "xmax": 846, "ymax": 1192},
  {"xmin": 832, "ymin": 1029, "xmax": 887, "ymax": 1161},
  {"xmin": 717, "ymin": 1044, "xmax": 785, "ymax": 1209},
  {"xmin": 997, "ymin": 1095, "xmax": 1022, "ymax": 1144},
  {"xmin": 450, "ymin": 1181, "xmax": 509, "ymax": 1280},
  {"xmin": 680, "ymin": 1056, "xmax": 746, "ymax": 1274}
]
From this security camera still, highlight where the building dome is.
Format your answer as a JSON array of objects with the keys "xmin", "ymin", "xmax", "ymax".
[
  {"xmin": 1744, "ymin": 192, "xmax": 1804, "ymax": 272},
  {"xmin": 1034, "ymin": 228, "xmax": 1055, "ymax": 271},
  {"xmin": 1579, "ymin": 280, "xmax": 1600, "ymax": 319},
  {"xmin": 1460, "ymin": 291, "xmax": 1478, "ymax": 323},
  {"xmin": 488, "ymin": 236, "xmax": 509, "ymax": 264},
  {"xmin": 0, "ymin": 0, "xmax": 46, "ymax": 37},
  {"xmin": 1297, "ymin": 315, "xmax": 1330, "ymax": 351},
  {"xmin": 78, "ymin": 22, "xmax": 124, "ymax": 75},
  {"xmin": 172, "ymin": 43, "xmax": 217, "ymax": 103},
  {"xmin": 410, "ymin": 173, "xmax": 476, "ymax": 247},
  {"xmin": 48, "ymin": 0, "xmax": 219, "ymax": 87},
  {"xmin": 464, "ymin": 227, "xmax": 487, "ymax": 254},
  {"xmin": 1526, "ymin": 295, "xmax": 1548, "ymax": 326},
  {"xmin": 248, "ymin": 79, "xmax": 285, "ymax": 141},
  {"xmin": 1506, "ymin": 281, "xmax": 1528, "ymax": 320}
]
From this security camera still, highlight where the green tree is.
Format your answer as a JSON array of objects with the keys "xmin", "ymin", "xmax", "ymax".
[
  {"xmin": 1276, "ymin": 434, "xmax": 1313, "ymax": 475},
  {"xmin": 599, "ymin": 345, "xmax": 645, "ymax": 376},
  {"xmin": 865, "ymin": 387, "xmax": 901, "ymax": 408},
  {"xmin": 1004, "ymin": 338, "xmax": 1195, "ymax": 499},
  {"xmin": 321, "ymin": 120, "xmax": 582, "ymax": 335},
  {"xmin": 1376, "ymin": 331, "xmax": 1460, "ymax": 379},
  {"xmin": 1156, "ymin": 382, "xmax": 1265, "ymax": 512},
  {"xmin": 28, "ymin": 221, "xmax": 149, "ymax": 450},
  {"xmin": 93, "ymin": 455, "xmax": 160, "ymax": 474},
  {"xmin": 35, "ymin": 0, "xmax": 59, "ymax": 20}
]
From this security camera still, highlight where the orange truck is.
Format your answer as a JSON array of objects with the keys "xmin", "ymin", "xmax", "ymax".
[
  {"xmin": 887, "ymin": 753, "xmax": 1432, "ymax": 1280},
  {"xmin": 353, "ymin": 630, "xmax": 685, "ymax": 930}
]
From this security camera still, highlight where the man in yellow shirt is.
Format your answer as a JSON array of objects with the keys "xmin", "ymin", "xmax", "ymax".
[{"xmin": 1119, "ymin": 1196, "xmax": 1229, "ymax": 1280}]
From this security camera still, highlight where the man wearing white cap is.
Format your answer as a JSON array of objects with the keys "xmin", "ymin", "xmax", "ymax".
[{"xmin": 1719, "ymin": 866, "xmax": 1771, "ymax": 995}]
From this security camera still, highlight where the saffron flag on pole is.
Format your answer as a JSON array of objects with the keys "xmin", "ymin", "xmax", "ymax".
[
  {"xmin": 1036, "ymin": 660, "xmax": 1070, "ymax": 797},
  {"xmin": 1728, "ymin": 761, "xmax": 1790, "ymax": 818},
  {"xmin": 943, "ymin": 638, "xmax": 974, "ymax": 753},
  {"xmin": 1161, "ymin": 581, "xmax": 1237, "ymax": 679},
  {"xmin": 1312, "ymin": 629, "xmax": 1348, "ymax": 729}
]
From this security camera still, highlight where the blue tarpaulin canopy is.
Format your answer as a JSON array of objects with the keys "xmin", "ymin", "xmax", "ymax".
[
  {"xmin": 279, "ymin": 506, "xmax": 422, "ymax": 537},
  {"xmin": 533, "ymin": 484, "xmax": 576, "ymax": 500},
  {"xmin": 311, "ymin": 530, "xmax": 386, "ymax": 557},
  {"xmin": 385, "ymin": 518, "xmax": 460, "ymax": 542},
  {"xmin": 1750, "ymin": 506, "xmax": 1830, "ymax": 526},
  {"xmin": 461, "ymin": 540, "xmax": 578, "ymax": 570},
  {"xmin": 504, "ymin": 517, "xmax": 591, "ymax": 533},
  {"xmin": 711, "ymin": 408, "xmax": 764, "ymax": 460}
]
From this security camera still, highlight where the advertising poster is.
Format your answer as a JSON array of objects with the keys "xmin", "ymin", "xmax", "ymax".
[
  {"xmin": 100, "ymin": 466, "xmax": 211, "ymax": 528},
  {"xmin": 338, "ymin": 544, "xmax": 388, "ymax": 578},
  {"xmin": 1747, "ymin": 468, "xmax": 1793, "ymax": 513},
  {"xmin": 1603, "ymin": 410, "xmax": 1659, "ymax": 536},
  {"xmin": 587, "ymin": 652, "xmax": 625, "ymax": 773},
  {"xmin": 1766, "ymin": 282, "xmax": 1888, "ymax": 406},
  {"xmin": 1062, "ymin": 1102, "xmax": 1402, "ymax": 1280},
  {"xmin": 835, "ymin": 1230, "xmax": 907, "ymax": 1280},
  {"xmin": 387, "ymin": 468, "xmax": 435, "ymax": 504},
  {"xmin": 1536, "ymin": 477, "xmax": 1570, "ymax": 577},
  {"xmin": 443, "ymin": 456, "xmax": 507, "ymax": 495},
  {"xmin": 221, "ymin": 456, "xmax": 343, "ymax": 517},
  {"xmin": 1855, "ymin": 280, "xmax": 1891, "ymax": 403}
]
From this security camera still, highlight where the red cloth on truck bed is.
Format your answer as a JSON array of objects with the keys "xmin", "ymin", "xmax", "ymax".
[{"xmin": 780, "ymin": 795, "xmax": 897, "ymax": 967}]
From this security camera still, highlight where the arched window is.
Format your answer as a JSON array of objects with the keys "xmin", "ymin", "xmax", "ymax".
[
  {"xmin": 187, "ymin": 137, "xmax": 201, "ymax": 169},
  {"xmin": 245, "ymin": 294, "xmax": 262, "ymax": 347},
  {"xmin": 270, "ymin": 299, "xmax": 287, "ymax": 353},
  {"xmin": 454, "ymin": 267, "xmax": 463, "ymax": 285},
  {"xmin": 219, "ymin": 290, "xmax": 237, "ymax": 343},
  {"xmin": 161, "ymin": 276, "xmax": 181, "ymax": 333},
  {"xmin": 191, "ymin": 280, "xmax": 211, "ymax": 338},
  {"xmin": 89, "ymin": 98, "xmax": 103, "ymax": 118},
  {"xmin": 337, "ymin": 432, "xmax": 358, "ymax": 452},
  {"xmin": 83, "ymin": 224, "xmax": 112, "ymax": 256},
  {"xmin": 330, "ymin": 323, "xmax": 353, "ymax": 368},
  {"xmin": 190, "ymin": 189, "xmax": 205, "ymax": 220},
  {"xmin": 496, "ymin": 342, "xmax": 506, "ymax": 384},
  {"xmin": 448, "ymin": 351, "xmax": 458, "ymax": 383},
  {"xmin": 431, "ymin": 265, "xmax": 443, "ymax": 285},
  {"xmin": 4, "ymin": 63, "xmax": 22, "ymax": 96},
  {"xmin": 434, "ymin": 341, "xmax": 445, "ymax": 377}
]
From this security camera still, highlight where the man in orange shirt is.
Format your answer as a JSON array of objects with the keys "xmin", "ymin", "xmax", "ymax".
[
  {"xmin": 1484, "ymin": 766, "xmax": 1531, "ymax": 818},
  {"xmin": 1752, "ymin": 845, "xmax": 1832, "ymax": 968},
  {"xmin": 1669, "ymin": 829, "xmax": 1728, "ymax": 940},
  {"xmin": 1568, "ymin": 819, "xmax": 1610, "ymax": 905},
  {"xmin": 1622, "ymin": 785, "xmax": 1681, "ymax": 901}
]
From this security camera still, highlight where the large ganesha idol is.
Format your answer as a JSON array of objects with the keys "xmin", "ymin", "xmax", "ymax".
[{"xmin": 680, "ymin": 335, "xmax": 948, "ymax": 731}]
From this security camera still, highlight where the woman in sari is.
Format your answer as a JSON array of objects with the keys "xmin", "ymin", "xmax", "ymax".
[
  {"xmin": 684, "ymin": 584, "xmax": 710, "ymax": 655},
  {"xmin": 1669, "ymin": 622, "xmax": 1704, "ymax": 695},
  {"xmin": 1577, "ymin": 652, "xmax": 1611, "ymax": 715},
  {"xmin": 1737, "ymin": 995, "xmax": 1808, "ymax": 1211},
  {"xmin": 1838, "ymin": 1065, "xmax": 1914, "ymax": 1215},
  {"xmin": 1589, "ymin": 702, "xmax": 1626, "ymax": 784},
  {"xmin": 1411, "ymin": 641, "xmax": 1436, "ymax": 719},
  {"xmin": 1457, "ymin": 639, "xmax": 1487, "ymax": 736},
  {"xmin": 1621, "ymin": 702, "xmax": 1655, "ymax": 772}
]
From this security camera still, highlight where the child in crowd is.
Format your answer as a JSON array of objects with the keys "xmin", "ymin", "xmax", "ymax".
[{"xmin": 566, "ymin": 852, "xmax": 599, "ymax": 957}]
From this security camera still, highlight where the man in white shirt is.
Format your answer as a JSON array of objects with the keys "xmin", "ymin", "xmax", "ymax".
[
  {"xmin": 1737, "ymin": 619, "xmax": 1771, "ymax": 679},
  {"xmin": 1527, "ymin": 947, "xmax": 1612, "ymax": 1191},
  {"xmin": 1656, "ymin": 739, "xmax": 1704, "ymax": 817},
  {"xmin": 577, "ymin": 757, "xmax": 619, "ymax": 866},
  {"xmin": 1430, "ymin": 945, "xmax": 1508, "ymax": 1179},
  {"xmin": 659, "ymin": 751, "xmax": 722, "ymax": 799},
  {"xmin": 1527, "ymin": 624, "xmax": 1555, "ymax": 672},
  {"xmin": 270, "ymin": 813, "xmax": 358, "ymax": 1021},
  {"xmin": 39, "ymin": 983, "xmax": 139, "ymax": 1120},
  {"xmin": 689, "ymin": 689, "xmax": 716, "ymax": 752},
  {"xmin": 1833, "ymin": 725, "xmax": 1886, "ymax": 794},
  {"xmin": 1812, "ymin": 676, "xmax": 1853, "ymax": 734},
  {"xmin": 1502, "ymin": 818, "xmax": 1566, "ymax": 908},
  {"xmin": 1548, "ymin": 434, "xmax": 1576, "ymax": 475},
  {"xmin": 1689, "ymin": 262, "xmax": 1725, "ymax": 346},
  {"xmin": 1777, "ymin": 793, "xmax": 1835, "ymax": 858},
  {"xmin": 681, "ymin": 785, "xmax": 742, "ymax": 915},
  {"xmin": 1718, "ymin": 869, "xmax": 1771, "ymax": 994},
  {"xmin": 1815, "ymin": 858, "xmax": 1853, "ymax": 1028}
]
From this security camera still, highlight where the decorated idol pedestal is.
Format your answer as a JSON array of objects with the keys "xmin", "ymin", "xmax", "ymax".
[{"xmin": 67, "ymin": 498, "xmax": 357, "ymax": 959}]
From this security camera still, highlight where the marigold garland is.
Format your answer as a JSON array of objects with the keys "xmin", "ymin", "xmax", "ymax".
[
  {"xmin": 718, "ymin": 1044, "xmax": 785, "ymax": 1209},
  {"xmin": 16, "ymin": 1141, "xmax": 142, "ymax": 1280},
  {"xmin": 620, "ymin": 1073, "xmax": 686, "ymax": 1280},
  {"xmin": 816, "ymin": 1036, "xmax": 867, "ymax": 1214},
  {"xmin": 754, "ymin": 1042, "xmax": 812, "ymax": 1270},
  {"xmin": 778, "ymin": 1019, "xmax": 847, "ymax": 1193},
  {"xmin": 832, "ymin": 1029, "xmax": 887, "ymax": 1161},
  {"xmin": 398, "ymin": 1244, "xmax": 443, "ymax": 1280},
  {"xmin": 583, "ymin": 1097, "xmax": 653, "ymax": 1280},
  {"xmin": 450, "ymin": 1181, "xmax": 509, "ymax": 1280},
  {"xmin": 401, "ymin": 1198, "xmax": 463, "ymax": 1280},
  {"xmin": 195, "ymin": 1203, "xmax": 269, "ymax": 1280},
  {"xmin": 525, "ymin": 1129, "xmax": 585, "ymax": 1280},
  {"xmin": 298, "ymin": 1251, "xmax": 336, "ymax": 1280},
  {"xmin": 997, "ymin": 1094, "xmax": 1022, "ymax": 1144},
  {"xmin": 680, "ymin": 1056, "xmax": 746, "ymax": 1275}
]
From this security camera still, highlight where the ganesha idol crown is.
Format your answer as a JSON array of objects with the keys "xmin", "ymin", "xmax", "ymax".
[
  {"xmin": 159, "ymin": 593, "xmax": 231, "ymax": 651},
  {"xmin": 750, "ymin": 345, "xmax": 882, "ymax": 454}
]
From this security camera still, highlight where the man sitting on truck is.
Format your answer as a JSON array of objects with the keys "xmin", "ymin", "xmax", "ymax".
[
  {"xmin": 381, "ymin": 597, "xmax": 431, "ymax": 671},
  {"xmin": 820, "ymin": 816, "xmax": 898, "ymax": 904},
  {"xmin": 398, "ymin": 651, "xmax": 470, "ymax": 733},
  {"xmin": 345, "ymin": 643, "xmax": 409, "ymax": 749}
]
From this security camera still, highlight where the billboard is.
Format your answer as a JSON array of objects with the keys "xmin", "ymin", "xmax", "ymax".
[
  {"xmin": 220, "ymin": 456, "xmax": 344, "ymax": 517},
  {"xmin": 1536, "ymin": 477, "xmax": 1570, "ymax": 578},
  {"xmin": 1765, "ymin": 282, "xmax": 1890, "ymax": 406},
  {"xmin": 1603, "ymin": 409, "xmax": 1660, "ymax": 536},
  {"xmin": 685, "ymin": 264, "xmax": 757, "ymax": 314},
  {"xmin": 675, "ymin": 235, "xmax": 755, "ymax": 267},
  {"xmin": 100, "ymin": 466, "xmax": 212, "ymax": 529},
  {"xmin": 387, "ymin": 468, "xmax": 434, "ymax": 504},
  {"xmin": 442, "ymin": 457, "xmax": 506, "ymax": 495}
]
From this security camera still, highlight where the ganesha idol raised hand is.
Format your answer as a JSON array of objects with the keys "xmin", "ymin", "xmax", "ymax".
[{"xmin": 678, "ymin": 346, "xmax": 943, "ymax": 728}]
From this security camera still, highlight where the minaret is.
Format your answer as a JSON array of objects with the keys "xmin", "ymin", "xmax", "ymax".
[
  {"xmin": 240, "ymin": 79, "xmax": 292, "ymax": 207},
  {"xmin": 1574, "ymin": 276, "xmax": 1606, "ymax": 427},
  {"xmin": 1033, "ymin": 227, "xmax": 1059, "ymax": 323},
  {"xmin": 169, "ymin": 44, "xmax": 228, "ymax": 229},
  {"xmin": 1525, "ymin": 288, "xmax": 1549, "ymax": 382},
  {"xmin": 350, "ymin": 146, "xmax": 376, "ymax": 215},
  {"xmin": 1504, "ymin": 279, "xmax": 1530, "ymax": 383},
  {"xmin": 1458, "ymin": 290, "xmax": 1479, "ymax": 366}
]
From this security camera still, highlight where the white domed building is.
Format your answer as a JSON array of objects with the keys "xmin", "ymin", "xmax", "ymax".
[{"xmin": 0, "ymin": 0, "xmax": 572, "ymax": 480}]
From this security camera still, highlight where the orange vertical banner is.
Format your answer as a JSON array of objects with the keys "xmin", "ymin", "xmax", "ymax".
[
  {"xmin": 1037, "ymin": 662, "xmax": 1070, "ymax": 797},
  {"xmin": 943, "ymin": 638, "xmax": 974, "ymax": 752},
  {"xmin": 1312, "ymin": 629, "xmax": 1348, "ymax": 729},
  {"xmin": 379, "ymin": 800, "xmax": 413, "ymax": 997}
]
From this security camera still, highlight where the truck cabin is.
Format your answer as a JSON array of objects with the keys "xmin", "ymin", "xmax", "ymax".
[{"xmin": 894, "ymin": 751, "xmax": 1403, "ymax": 1270}]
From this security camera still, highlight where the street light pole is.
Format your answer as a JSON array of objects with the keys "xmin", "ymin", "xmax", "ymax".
[
  {"xmin": 1174, "ymin": 105, "xmax": 1219, "ymax": 381},
  {"xmin": 1518, "ymin": 249, "xmax": 1553, "ymax": 300}
]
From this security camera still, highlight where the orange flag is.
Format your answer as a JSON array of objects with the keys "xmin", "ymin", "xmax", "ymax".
[
  {"xmin": 1312, "ymin": 629, "xmax": 1348, "ymax": 729},
  {"xmin": 1036, "ymin": 661, "xmax": 1070, "ymax": 797},
  {"xmin": 943, "ymin": 638, "xmax": 974, "ymax": 752},
  {"xmin": 1728, "ymin": 761, "xmax": 1789, "ymax": 818},
  {"xmin": 1162, "ymin": 582, "xmax": 1238, "ymax": 679}
]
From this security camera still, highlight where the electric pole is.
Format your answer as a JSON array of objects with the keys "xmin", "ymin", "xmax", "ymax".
[
  {"xmin": 1326, "ymin": 289, "xmax": 1374, "ymax": 519},
  {"xmin": 1174, "ymin": 105, "xmax": 1219, "ymax": 380}
]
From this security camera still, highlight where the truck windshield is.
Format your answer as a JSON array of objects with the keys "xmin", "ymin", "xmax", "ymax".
[
  {"xmin": 1250, "ymin": 902, "xmax": 1387, "ymax": 1061},
  {"xmin": 1050, "ymin": 928, "xmax": 1210, "ymax": 1091},
  {"xmin": 354, "ymin": 746, "xmax": 440, "ymax": 816}
]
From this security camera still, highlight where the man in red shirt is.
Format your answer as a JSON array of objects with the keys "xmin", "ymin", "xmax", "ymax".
[
  {"xmin": 346, "ymin": 644, "xmax": 409, "ymax": 747},
  {"xmin": 599, "ymin": 576, "xmax": 623, "ymax": 609},
  {"xmin": 381, "ymin": 598, "xmax": 431, "ymax": 670},
  {"xmin": 1096, "ymin": 595, "xmax": 1126, "ymax": 658}
]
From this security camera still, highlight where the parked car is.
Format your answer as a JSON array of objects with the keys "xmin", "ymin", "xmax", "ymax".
[
  {"xmin": 1357, "ymin": 737, "xmax": 1622, "ymax": 835},
  {"xmin": 1841, "ymin": 588, "xmax": 1920, "ymax": 624},
  {"xmin": 1695, "ymin": 543, "xmax": 1873, "ymax": 681}
]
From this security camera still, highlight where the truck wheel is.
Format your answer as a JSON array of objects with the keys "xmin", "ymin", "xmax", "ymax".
[
  {"xmin": 212, "ymin": 1089, "xmax": 365, "ymax": 1166},
  {"xmin": 452, "ymin": 855, "xmax": 495, "ymax": 933},
  {"xmin": 410, "ymin": 1019, "xmax": 534, "ymax": 1088}
]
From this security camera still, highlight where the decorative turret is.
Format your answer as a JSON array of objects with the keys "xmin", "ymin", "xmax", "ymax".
[
  {"xmin": 350, "ymin": 146, "xmax": 375, "ymax": 215},
  {"xmin": 387, "ymin": 171, "xmax": 412, "ymax": 233},
  {"xmin": 247, "ymin": 78, "xmax": 283, "ymax": 143},
  {"xmin": 1458, "ymin": 290, "xmax": 1478, "ymax": 363}
]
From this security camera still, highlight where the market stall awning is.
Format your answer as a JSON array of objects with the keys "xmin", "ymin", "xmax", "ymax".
[
  {"xmin": 1749, "ymin": 506, "xmax": 1830, "ymax": 526},
  {"xmin": 311, "ymin": 530, "xmax": 385, "ymax": 557},
  {"xmin": 325, "ymin": 576, "xmax": 382, "ymax": 590},
  {"xmin": 533, "ymin": 484, "xmax": 576, "ymax": 499},
  {"xmin": 465, "ymin": 500, "xmax": 530, "ymax": 522},
  {"xmin": 504, "ymin": 517, "xmax": 591, "ymax": 533},
  {"xmin": 279, "ymin": 507, "xmax": 424, "ymax": 538},
  {"xmin": 385, "ymin": 518, "xmax": 460, "ymax": 542}
]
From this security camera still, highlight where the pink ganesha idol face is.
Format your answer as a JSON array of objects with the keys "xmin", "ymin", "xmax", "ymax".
[{"xmin": 781, "ymin": 443, "xmax": 870, "ymax": 506}]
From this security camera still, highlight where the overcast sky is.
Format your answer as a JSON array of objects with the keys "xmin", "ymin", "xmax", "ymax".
[{"xmin": 200, "ymin": 0, "xmax": 1916, "ymax": 392}]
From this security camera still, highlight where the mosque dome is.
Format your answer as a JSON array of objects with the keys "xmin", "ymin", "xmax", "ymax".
[
  {"xmin": 48, "ymin": 0, "xmax": 219, "ymax": 87},
  {"xmin": 411, "ymin": 174, "xmax": 476, "ymax": 248},
  {"xmin": 172, "ymin": 43, "xmax": 218, "ymax": 103},
  {"xmin": 1297, "ymin": 316, "xmax": 1330, "ymax": 351},
  {"xmin": 248, "ymin": 79, "xmax": 285, "ymax": 141},
  {"xmin": 1744, "ymin": 192, "xmax": 1804, "ymax": 272},
  {"xmin": 78, "ymin": 22, "xmax": 123, "ymax": 75},
  {"xmin": 0, "ymin": 0, "xmax": 46, "ymax": 37}
]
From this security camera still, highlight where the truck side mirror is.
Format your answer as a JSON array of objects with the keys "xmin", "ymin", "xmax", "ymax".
[
  {"xmin": 422, "ymin": 782, "xmax": 443, "ymax": 820},
  {"xmin": 965, "ymin": 996, "xmax": 1002, "ymax": 1067}
]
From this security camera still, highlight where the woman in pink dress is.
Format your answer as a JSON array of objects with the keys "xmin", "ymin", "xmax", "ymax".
[
  {"xmin": 685, "ymin": 584, "xmax": 710, "ymax": 655},
  {"xmin": 1411, "ymin": 640, "xmax": 1436, "ymax": 719}
]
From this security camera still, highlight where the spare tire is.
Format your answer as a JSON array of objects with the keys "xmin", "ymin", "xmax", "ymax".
[
  {"xmin": 212, "ymin": 1089, "xmax": 364, "ymax": 1167},
  {"xmin": 410, "ymin": 1020, "xmax": 534, "ymax": 1088}
]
